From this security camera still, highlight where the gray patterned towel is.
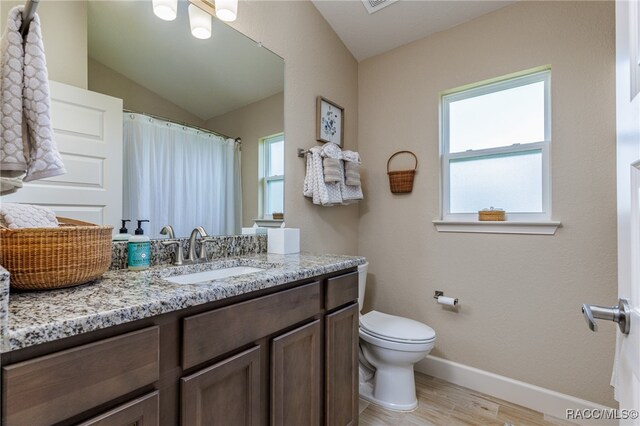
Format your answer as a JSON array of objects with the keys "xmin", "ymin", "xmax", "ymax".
[{"xmin": 0, "ymin": 6, "xmax": 65, "ymax": 190}]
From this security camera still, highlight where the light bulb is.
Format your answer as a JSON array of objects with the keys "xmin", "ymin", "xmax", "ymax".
[
  {"xmin": 188, "ymin": 4, "xmax": 212, "ymax": 39},
  {"xmin": 215, "ymin": 0, "xmax": 238, "ymax": 22},
  {"xmin": 152, "ymin": 0, "xmax": 177, "ymax": 21}
]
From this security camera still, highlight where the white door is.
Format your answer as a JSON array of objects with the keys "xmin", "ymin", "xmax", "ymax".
[
  {"xmin": 3, "ymin": 81, "xmax": 123, "ymax": 228},
  {"xmin": 615, "ymin": 0, "xmax": 640, "ymax": 418}
]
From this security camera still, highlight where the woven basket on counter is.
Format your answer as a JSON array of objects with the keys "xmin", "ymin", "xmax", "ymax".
[
  {"xmin": 387, "ymin": 151, "xmax": 418, "ymax": 194},
  {"xmin": 0, "ymin": 217, "xmax": 113, "ymax": 290}
]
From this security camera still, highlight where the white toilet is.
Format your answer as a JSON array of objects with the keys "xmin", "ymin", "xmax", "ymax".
[{"xmin": 358, "ymin": 262, "xmax": 436, "ymax": 412}]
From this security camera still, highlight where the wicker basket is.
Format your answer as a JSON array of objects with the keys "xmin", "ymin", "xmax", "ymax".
[
  {"xmin": 0, "ymin": 217, "xmax": 113, "ymax": 290},
  {"xmin": 387, "ymin": 151, "xmax": 418, "ymax": 194},
  {"xmin": 478, "ymin": 209, "xmax": 506, "ymax": 221}
]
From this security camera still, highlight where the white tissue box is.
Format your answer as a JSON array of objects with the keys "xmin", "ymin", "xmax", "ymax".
[
  {"xmin": 267, "ymin": 228, "xmax": 300, "ymax": 254},
  {"xmin": 242, "ymin": 227, "xmax": 267, "ymax": 235}
]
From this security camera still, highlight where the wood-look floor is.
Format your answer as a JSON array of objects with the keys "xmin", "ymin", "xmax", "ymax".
[{"xmin": 359, "ymin": 372, "xmax": 575, "ymax": 426}]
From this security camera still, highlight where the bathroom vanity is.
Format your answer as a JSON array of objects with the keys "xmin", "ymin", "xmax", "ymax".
[{"xmin": 0, "ymin": 253, "xmax": 364, "ymax": 426}]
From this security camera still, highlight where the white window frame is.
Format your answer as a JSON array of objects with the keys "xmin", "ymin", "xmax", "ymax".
[
  {"xmin": 438, "ymin": 70, "xmax": 557, "ymax": 233},
  {"xmin": 259, "ymin": 133, "xmax": 284, "ymax": 219}
]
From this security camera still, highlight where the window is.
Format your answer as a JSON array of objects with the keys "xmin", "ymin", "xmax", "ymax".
[
  {"xmin": 440, "ymin": 70, "xmax": 551, "ymax": 224},
  {"xmin": 259, "ymin": 133, "xmax": 284, "ymax": 218}
]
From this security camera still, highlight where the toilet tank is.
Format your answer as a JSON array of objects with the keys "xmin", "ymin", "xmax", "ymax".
[{"xmin": 357, "ymin": 262, "xmax": 368, "ymax": 313}]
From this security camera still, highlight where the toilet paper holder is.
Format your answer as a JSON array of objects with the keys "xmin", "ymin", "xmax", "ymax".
[{"xmin": 434, "ymin": 290, "xmax": 458, "ymax": 306}]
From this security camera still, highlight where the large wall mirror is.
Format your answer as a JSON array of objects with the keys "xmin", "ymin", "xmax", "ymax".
[{"xmin": 2, "ymin": 0, "xmax": 284, "ymax": 238}]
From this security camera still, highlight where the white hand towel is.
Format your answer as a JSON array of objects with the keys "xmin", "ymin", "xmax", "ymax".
[
  {"xmin": 0, "ymin": 7, "xmax": 65, "ymax": 183},
  {"xmin": 303, "ymin": 146, "xmax": 342, "ymax": 206},
  {"xmin": 340, "ymin": 150, "xmax": 363, "ymax": 202},
  {"xmin": 321, "ymin": 142, "xmax": 343, "ymax": 160}
]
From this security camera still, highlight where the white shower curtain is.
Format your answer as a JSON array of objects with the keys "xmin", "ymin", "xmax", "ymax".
[{"xmin": 123, "ymin": 113, "xmax": 242, "ymax": 238}]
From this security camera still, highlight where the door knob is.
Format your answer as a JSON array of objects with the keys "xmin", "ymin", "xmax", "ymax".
[{"xmin": 581, "ymin": 298, "xmax": 631, "ymax": 335}]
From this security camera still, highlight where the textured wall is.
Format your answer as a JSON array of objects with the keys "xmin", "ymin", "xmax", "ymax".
[
  {"xmin": 206, "ymin": 92, "xmax": 284, "ymax": 227},
  {"xmin": 226, "ymin": 0, "xmax": 360, "ymax": 254},
  {"xmin": 357, "ymin": 1, "xmax": 617, "ymax": 407}
]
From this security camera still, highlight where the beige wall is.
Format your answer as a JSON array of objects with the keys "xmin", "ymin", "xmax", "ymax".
[
  {"xmin": 1, "ymin": 0, "xmax": 88, "ymax": 88},
  {"xmin": 88, "ymin": 58, "xmax": 206, "ymax": 128},
  {"xmin": 206, "ymin": 92, "xmax": 284, "ymax": 227},
  {"xmin": 227, "ymin": 1, "xmax": 359, "ymax": 254},
  {"xmin": 358, "ymin": 1, "xmax": 617, "ymax": 407}
]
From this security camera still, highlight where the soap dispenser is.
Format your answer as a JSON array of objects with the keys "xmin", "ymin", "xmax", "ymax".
[
  {"xmin": 128, "ymin": 220, "xmax": 151, "ymax": 271},
  {"xmin": 113, "ymin": 220, "xmax": 132, "ymax": 241}
]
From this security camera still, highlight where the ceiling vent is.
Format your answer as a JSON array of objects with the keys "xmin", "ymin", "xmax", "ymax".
[{"xmin": 361, "ymin": 0, "xmax": 398, "ymax": 14}]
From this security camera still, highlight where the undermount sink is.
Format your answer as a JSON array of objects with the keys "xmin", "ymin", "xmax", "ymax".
[{"xmin": 163, "ymin": 266, "xmax": 265, "ymax": 284}]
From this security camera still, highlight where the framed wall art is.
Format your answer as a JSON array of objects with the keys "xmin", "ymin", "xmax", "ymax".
[{"xmin": 316, "ymin": 96, "xmax": 344, "ymax": 146}]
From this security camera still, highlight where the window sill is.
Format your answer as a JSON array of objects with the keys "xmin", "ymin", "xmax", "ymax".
[
  {"xmin": 432, "ymin": 220, "xmax": 561, "ymax": 235},
  {"xmin": 254, "ymin": 219, "xmax": 284, "ymax": 228}
]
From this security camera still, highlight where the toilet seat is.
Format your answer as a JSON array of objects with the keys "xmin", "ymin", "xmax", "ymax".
[
  {"xmin": 359, "ymin": 328, "xmax": 435, "ymax": 353},
  {"xmin": 360, "ymin": 311, "xmax": 436, "ymax": 344}
]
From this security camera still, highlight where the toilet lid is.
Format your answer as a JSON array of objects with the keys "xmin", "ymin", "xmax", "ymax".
[{"xmin": 360, "ymin": 311, "xmax": 436, "ymax": 343}]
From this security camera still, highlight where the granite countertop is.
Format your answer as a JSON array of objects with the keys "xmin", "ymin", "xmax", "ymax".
[{"xmin": 1, "ymin": 253, "xmax": 366, "ymax": 353}]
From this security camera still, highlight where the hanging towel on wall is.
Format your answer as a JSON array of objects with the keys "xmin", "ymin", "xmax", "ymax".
[
  {"xmin": 343, "ymin": 150, "xmax": 361, "ymax": 186},
  {"xmin": 321, "ymin": 142, "xmax": 342, "ymax": 183},
  {"xmin": 323, "ymin": 157, "xmax": 341, "ymax": 183},
  {"xmin": 0, "ymin": 6, "xmax": 65, "ymax": 194},
  {"xmin": 303, "ymin": 146, "xmax": 342, "ymax": 206},
  {"xmin": 303, "ymin": 143, "xmax": 363, "ymax": 206},
  {"xmin": 329, "ymin": 146, "xmax": 363, "ymax": 203}
]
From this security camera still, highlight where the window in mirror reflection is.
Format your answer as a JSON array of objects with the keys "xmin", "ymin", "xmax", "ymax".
[{"xmin": 260, "ymin": 134, "xmax": 285, "ymax": 218}]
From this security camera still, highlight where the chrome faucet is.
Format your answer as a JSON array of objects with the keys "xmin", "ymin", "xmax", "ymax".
[
  {"xmin": 159, "ymin": 225, "xmax": 175, "ymax": 239},
  {"xmin": 160, "ymin": 225, "xmax": 184, "ymax": 266},
  {"xmin": 187, "ymin": 227, "xmax": 209, "ymax": 262}
]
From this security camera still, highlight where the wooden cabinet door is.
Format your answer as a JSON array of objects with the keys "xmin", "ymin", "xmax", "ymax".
[
  {"xmin": 78, "ymin": 391, "xmax": 159, "ymax": 426},
  {"xmin": 181, "ymin": 346, "xmax": 261, "ymax": 426},
  {"xmin": 325, "ymin": 304, "xmax": 359, "ymax": 426},
  {"xmin": 271, "ymin": 320, "xmax": 321, "ymax": 426}
]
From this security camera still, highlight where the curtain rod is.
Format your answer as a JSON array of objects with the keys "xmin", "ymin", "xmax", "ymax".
[
  {"xmin": 123, "ymin": 109, "xmax": 241, "ymax": 144},
  {"xmin": 20, "ymin": 0, "xmax": 39, "ymax": 37}
]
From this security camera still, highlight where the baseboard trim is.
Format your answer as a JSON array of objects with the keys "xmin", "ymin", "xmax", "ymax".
[{"xmin": 415, "ymin": 355, "xmax": 614, "ymax": 424}]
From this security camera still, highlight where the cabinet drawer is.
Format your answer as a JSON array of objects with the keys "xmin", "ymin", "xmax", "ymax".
[
  {"xmin": 325, "ymin": 272, "xmax": 358, "ymax": 311},
  {"xmin": 183, "ymin": 282, "xmax": 320, "ymax": 369},
  {"xmin": 2, "ymin": 327, "xmax": 159, "ymax": 426},
  {"xmin": 78, "ymin": 391, "xmax": 159, "ymax": 426}
]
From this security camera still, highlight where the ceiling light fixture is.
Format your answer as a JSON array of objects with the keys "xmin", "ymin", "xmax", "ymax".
[
  {"xmin": 152, "ymin": 1, "xmax": 239, "ymax": 40},
  {"xmin": 188, "ymin": 4, "xmax": 212, "ymax": 39},
  {"xmin": 152, "ymin": 0, "xmax": 177, "ymax": 21},
  {"xmin": 213, "ymin": 0, "xmax": 238, "ymax": 22}
]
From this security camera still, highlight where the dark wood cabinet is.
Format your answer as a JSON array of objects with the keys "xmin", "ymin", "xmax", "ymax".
[
  {"xmin": 2, "ymin": 327, "xmax": 159, "ymax": 426},
  {"xmin": 1, "ymin": 267, "xmax": 360, "ymax": 426},
  {"xmin": 77, "ymin": 391, "xmax": 160, "ymax": 426},
  {"xmin": 181, "ymin": 346, "xmax": 262, "ymax": 426},
  {"xmin": 271, "ymin": 320, "xmax": 321, "ymax": 426},
  {"xmin": 325, "ymin": 303, "xmax": 360, "ymax": 426}
]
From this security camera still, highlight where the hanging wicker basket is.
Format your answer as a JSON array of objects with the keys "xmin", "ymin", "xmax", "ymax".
[
  {"xmin": 0, "ymin": 217, "xmax": 113, "ymax": 290},
  {"xmin": 387, "ymin": 151, "xmax": 418, "ymax": 194}
]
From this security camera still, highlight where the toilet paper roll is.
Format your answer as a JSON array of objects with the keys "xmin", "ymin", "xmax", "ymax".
[{"xmin": 437, "ymin": 296, "xmax": 457, "ymax": 306}]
